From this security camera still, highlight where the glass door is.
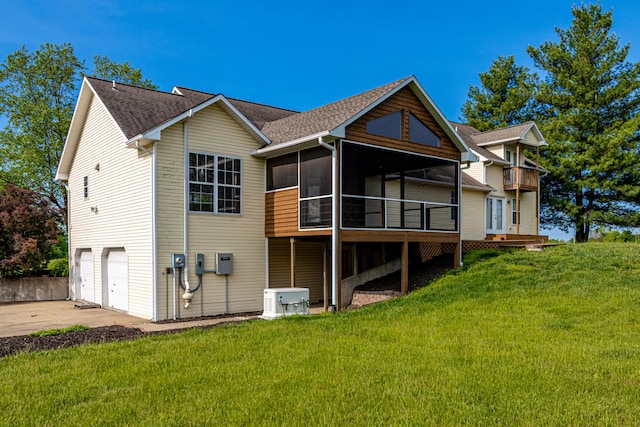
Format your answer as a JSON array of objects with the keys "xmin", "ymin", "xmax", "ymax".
[{"xmin": 486, "ymin": 197, "xmax": 504, "ymax": 234}]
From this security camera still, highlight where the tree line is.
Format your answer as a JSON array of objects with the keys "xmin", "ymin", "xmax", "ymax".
[
  {"xmin": 2, "ymin": 3, "xmax": 639, "ymax": 275},
  {"xmin": 461, "ymin": 3, "xmax": 640, "ymax": 242},
  {"xmin": 0, "ymin": 43, "xmax": 156, "ymax": 276}
]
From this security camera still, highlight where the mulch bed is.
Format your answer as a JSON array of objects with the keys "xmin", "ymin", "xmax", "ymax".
[
  {"xmin": 0, "ymin": 312, "xmax": 262, "ymax": 358},
  {"xmin": 2, "ymin": 260, "xmax": 452, "ymax": 359},
  {"xmin": 0, "ymin": 325, "xmax": 146, "ymax": 358}
]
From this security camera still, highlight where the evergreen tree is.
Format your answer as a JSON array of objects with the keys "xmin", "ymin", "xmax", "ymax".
[
  {"xmin": 528, "ymin": 3, "xmax": 640, "ymax": 242},
  {"xmin": 461, "ymin": 55, "xmax": 539, "ymax": 131}
]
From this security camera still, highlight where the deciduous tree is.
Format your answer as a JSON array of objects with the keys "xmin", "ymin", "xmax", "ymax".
[
  {"xmin": 0, "ymin": 43, "xmax": 82, "ymax": 225},
  {"xmin": 92, "ymin": 55, "xmax": 158, "ymax": 89},
  {"xmin": 0, "ymin": 43, "xmax": 157, "ymax": 230},
  {"xmin": 0, "ymin": 184, "xmax": 61, "ymax": 277}
]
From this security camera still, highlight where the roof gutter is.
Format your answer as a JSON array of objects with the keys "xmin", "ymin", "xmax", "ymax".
[{"xmin": 253, "ymin": 131, "xmax": 331, "ymax": 156}]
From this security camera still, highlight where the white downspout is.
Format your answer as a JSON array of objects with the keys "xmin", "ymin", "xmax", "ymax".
[
  {"xmin": 458, "ymin": 162, "xmax": 463, "ymax": 266},
  {"xmin": 318, "ymin": 137, "xmax": 337, "ymax": 312},
  {"xmin": 135, "ymin": 141, "xmax": 158, "ymax": 320},
  {"xmin": 62, "ymin": 182, "xmax": 72, "ymax": 300},
  {"xmin": 183, "ymin": 111, "xmax": 193, "ymax": 308}
]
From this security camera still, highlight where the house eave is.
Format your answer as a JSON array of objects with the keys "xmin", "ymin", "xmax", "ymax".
[
  {"xmin": 252, "ymin": 131, "xmax": 333, "ymax": 157},
  {"xmin": 125, "ymin": 95, "xmax": 270, "ymax": 147}
]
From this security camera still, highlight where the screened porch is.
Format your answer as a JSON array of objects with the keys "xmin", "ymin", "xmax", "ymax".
[{"xmin": 341, "ymin": 142, "xmax": 459, "ymax": 232}]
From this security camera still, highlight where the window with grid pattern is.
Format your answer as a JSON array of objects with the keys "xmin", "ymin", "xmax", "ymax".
[{"xmin": 188, "ymin": 152, "xmax": 241, "ymax": 214}]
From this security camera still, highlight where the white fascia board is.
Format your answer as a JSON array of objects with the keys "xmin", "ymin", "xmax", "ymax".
[
  {"xmin": 56, "ymin": 77, "xmax": 128, "ymax": 180},
  {"xmin": 216, "ymin": 97, "xmax": 271, "ymax": 145},
  {"xmin": 526, "ymin": 122, "xmax": 548, "ymax": 146},
  {"xmin": 331, "ymin": 78, "xmax": 413, "ymax": 136},
  {"xmin": 462, "ymin": 151, "xmax": 479, "ymax": 162},
  {"xmin": 408, "ymin": 78, "xmax": 478, "ymax": 161},
  {"xmin": 330, "ymin": 76, "xmax": 478, "ymax": 162},
  {"xmin": 462, "ymin": 184, "xmax": 495, "ymax": 192},
  {"xmin": 125, "ymin": 95, "xmax": 270, "ymax": 146},
  {"xmin": 252, "ymin": 131, "xmax": 331, "ymax": 157},
  {"xmin": 476, "ymin": 137, "xmax": 526, "ymax": 147}
]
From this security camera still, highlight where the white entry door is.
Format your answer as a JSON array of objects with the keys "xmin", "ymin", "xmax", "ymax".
[
  {"xmin": 486, "ymin": 197, "xmax": 505, "ymax": 234},
  {"xmin": 79, "ymin": 250, "xmax": 95, "ymax": 302},
  {"xmin": 107, "ymin": 250, "xmax": 128, "ymax": 311}
]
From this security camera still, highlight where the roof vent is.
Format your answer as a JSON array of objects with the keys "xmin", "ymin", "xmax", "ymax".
[{"xmin": 112, "ymin": 80, "xmax": 117, "ymax": 91}]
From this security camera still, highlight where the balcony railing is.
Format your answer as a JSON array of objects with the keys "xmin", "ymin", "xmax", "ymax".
[
  {"xmin": 503, "ymin": 167, "xmax": 539, "ymax": 192},
  {"xmin": 342, "ymin": 195, "xmax": 458, "ymax": 232}
]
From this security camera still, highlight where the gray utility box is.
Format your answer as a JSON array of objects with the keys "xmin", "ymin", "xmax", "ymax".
[
  {"xmin": 216, "ymin": 253, "xmax": 233, "ymax": 275},
  {"xmin": 172, "ymin": 253, "xmax": 185, "ymax": 268}
]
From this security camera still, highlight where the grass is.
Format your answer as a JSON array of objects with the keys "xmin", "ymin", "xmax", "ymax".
[
  {"xmin": 1, "ymin": 243, "xmax": 639, "ymax": 425},
  {"xmin": 27, "ymin": 324, "xmax": 90, "ymax": 337}
]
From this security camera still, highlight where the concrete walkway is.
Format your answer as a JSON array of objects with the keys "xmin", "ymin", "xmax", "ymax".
[{"xmin": 0, "ymin": 300, "xmax": 258, "ymax": 338}]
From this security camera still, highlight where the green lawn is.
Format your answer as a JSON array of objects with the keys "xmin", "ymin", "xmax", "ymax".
[{"xmin": 1, "ymin": 243, "xmax": 639, "ymax": 426}]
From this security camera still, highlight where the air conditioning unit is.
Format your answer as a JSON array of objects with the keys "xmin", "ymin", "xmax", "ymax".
[{"xmin": 262, "ymin": 288, "xmax": 310, "ymax": 319}]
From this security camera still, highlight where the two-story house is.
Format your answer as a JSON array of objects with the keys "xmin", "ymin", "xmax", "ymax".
[
  {"xmin": 57, "ymin": 75, "xmax": 543, "ymax": 321},
  {"xmin": 454, "ymin": 122, "xmax": 548, "ymax": 244}
]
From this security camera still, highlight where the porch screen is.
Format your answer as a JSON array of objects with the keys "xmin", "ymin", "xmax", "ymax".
[
  {"xmin": 267, "ymin": 152, "xmax": 298, "ymax": 190},
  {"xmin": 299, "ymin": 146, "xmax": 332, "ymax": 228},
  {"xmin": 341, "ymin": 142, "xmax": 458, "ymax": 232}
]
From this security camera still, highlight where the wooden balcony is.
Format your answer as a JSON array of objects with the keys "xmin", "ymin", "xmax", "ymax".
[{"xmin": 503, "ymin": 167, "xmax": 539, "ymax": 192}]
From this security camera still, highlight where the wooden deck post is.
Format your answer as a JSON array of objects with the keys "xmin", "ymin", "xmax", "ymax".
[
  {"xmin": 290, "ymin": 237, "xmax": 295, "ymax": 288},
  {"xmin": 401, "ymin": 238, "xmax": 409, "ymax": 295}
]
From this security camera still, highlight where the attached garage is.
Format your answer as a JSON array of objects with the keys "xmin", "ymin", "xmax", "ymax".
[
  {"xmin": 105, "ymin": 249, "xmax": 128, "ymax": 311},
  {"xmin": 77, "ymin": 250, "xmax": 95, "ymax": 302}
]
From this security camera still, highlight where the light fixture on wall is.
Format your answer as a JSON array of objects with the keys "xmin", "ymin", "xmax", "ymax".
[
  {"xmin": 90, "ymin": 206, "xmax": 98, "ymax": 214},
  {"xmin": 95, "ymin": 163, "xmax": 100, "ymax": 171}
]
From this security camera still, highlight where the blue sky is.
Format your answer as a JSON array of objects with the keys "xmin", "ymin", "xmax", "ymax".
[{"xmin": 2, "ymin": 0, "xmax": 639, "ymax": 240}]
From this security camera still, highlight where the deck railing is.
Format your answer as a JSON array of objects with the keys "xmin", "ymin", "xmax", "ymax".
[
  {"xmin": 342, "ymin": 195, "xmax": 458, "ymax": 232},
  {"xmin": 503, "ymin": 167, "xmax": 539, "ymax": 192}
]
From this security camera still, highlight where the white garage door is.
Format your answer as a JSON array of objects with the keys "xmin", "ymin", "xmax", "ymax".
[
  {"xmin": 79, "ymin": 250, "xmax": 95, "ymax": 302},
  {"xmin": 107, "ymin": 250, "xmax": 128, "ymax": 311}
]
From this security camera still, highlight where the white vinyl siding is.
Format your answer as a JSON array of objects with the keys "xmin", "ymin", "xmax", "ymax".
[
  {"xmin": 68, "ymin": 94, "xmax": 153, "ymax": 319},
  {"xmin": 463, "ymin": 162, "xmax": 484, "ymax": 184},
  {"xmin": 156, "ymin": 103, "xmax": 266, "ymax": 319},
  {"xmin": 461, "ymin": 189, "xmax": 485, "ymax": 240}
]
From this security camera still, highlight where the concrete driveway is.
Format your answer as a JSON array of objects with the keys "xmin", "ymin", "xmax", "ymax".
[
  {"xmin": 0, "ymin": 300, "xmax": 260, "ymax": 338},
  {"xmin": 0, "ymin": 300, "xmax": 152, "ymax": 337}
]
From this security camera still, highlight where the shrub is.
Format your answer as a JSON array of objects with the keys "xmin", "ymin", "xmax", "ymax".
[
  {"xmin": 47, "ymin": 258, "xmax": 69, "ymax": 277},
  {"xmin": 0, "ymin": 184, "xmax": 62, "ymax": 277}
]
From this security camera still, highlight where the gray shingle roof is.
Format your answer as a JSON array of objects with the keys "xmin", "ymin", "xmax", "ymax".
[
  {"xmin": 470, "ymin": 121, "xmax": 534, "ymax": 145},
  {"xmin": 260, "ymin": 77, "xmax": 412, "ymax": 144},
  {"xmin": 227, "ymin": 98, "xmax": 298, "ymax": 130},
  {"xmin": 87, "ymin": 77, "xmax": 214, "ymax": 140},
  {"xmin": 462, "ymin": 173, "xmax": 493, "ymax": 191},
  {"xmin": 450, "ymin": 122, "xmax": 505, "ymax": 163}
]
